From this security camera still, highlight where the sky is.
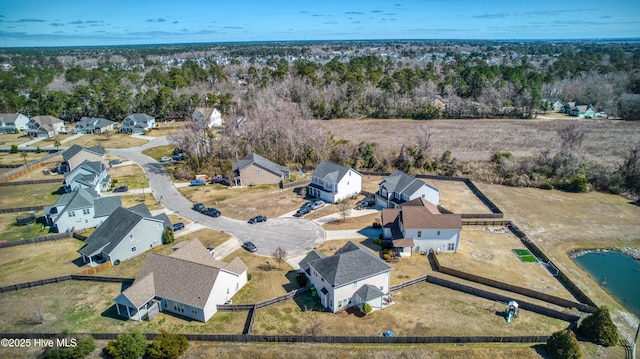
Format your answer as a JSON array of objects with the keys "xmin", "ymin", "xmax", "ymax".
[{"xmin": 0, "ymin": 0, "xmax": 639, "ymax": 47}]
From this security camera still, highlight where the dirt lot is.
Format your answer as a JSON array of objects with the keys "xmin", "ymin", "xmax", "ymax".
[
  {"xmin": 315, "ymin": 118, "xmax": 640, "ymax": 166},
  {"xmin": 63, "ymin": 133, "xmax": 148, "ymax": 149}
]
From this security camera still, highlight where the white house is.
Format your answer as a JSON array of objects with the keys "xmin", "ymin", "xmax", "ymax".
[
  {"xmin": 78, "ymin": 204, "xmax": 170, "ymax": 266},
  {"xmin": 192, "ymin": 107, "xmax": 223, "ymax": 129},
  {"xmin": 120, "ymin": 113, "xmax": 155, "ymax": 134},
  {"xmin": 60, "ymin": 144, "xmax": 107, "ymax": 173},
  {"xmin": 27, "ymin": 115, "xmax": 67, "ymax": 138},
  {"xmin": 300, "ymin": 241, "xmax": 392, "ymax": 313},
  {"xmin": 542, "ymin": 97, "xmax": 564, "ymax": 112},
  {"xmin": 113, "ymin": 239, "xmax": 248, "ymax": 322},
  {"xmin": 43, "ymin": 188, "xmax": 122, "ymax": 233},
  {"xmin": 308, "ymin": 161, "xmax": 362, "ymax": 204},
  {"xmin": 73, "ymin": 117, "xmax": 117, "ymax": 134},
  {"xmin": 381, "ymin": 198, "xmax": 462, "ymax": 254},
  {"xmin": 0, "ymin": 113, "xmax": 30, "ymax": 133},
  {"xmin": 375, "ymin": 170, "xmax": 439, "ymax": 208},
  {"xmin": 63, "ymin": 160, "xmax": 110, "ymax": 193}
]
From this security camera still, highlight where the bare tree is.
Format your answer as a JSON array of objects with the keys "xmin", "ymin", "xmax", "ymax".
[
  {"xmin": 558, "ymin": 121, "xmax": 586, "ymax": 154},
  {"xmin": 337, "ymin": 199, "xmax": 351, "ymax": 222},
  {"xmin": 272, "ymin": 247, "xmax": 287, "ymax": 269},
  {"xmin": 302, "ymin": 305, "xmax": 323, "ymax": 336}
]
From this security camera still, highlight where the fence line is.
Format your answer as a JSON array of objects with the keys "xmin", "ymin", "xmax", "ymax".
[
  {"xmin": 0, "ymin": 151, "xmax": 60, "ymax": 182},
  {"xmin": 0, "ymin": 232, "xmax": 70, "ymax": 248},
  {"xmin": 243, "ymin": 305, "xmax": 257, "ymax": 335},
  {"xmin": 0, "ymin": 164, "xmax": 22, "ymax": 168},
  {"xmin": 0, "ymin": 205, "xmax": 45, "ymax": 214},
  {"xmin": 280, "ymin": 179, "xmax": 311, "ymax": 189},
  {"xmin": 0, "ymin": 275, "xmax": 133, "ymax": 294},
  {"xmin": 390, "ymin": 276, "xmax": 428, "ymax": 292},
  {"xmin": 0, "ymin": 178, "xmax": 60, "ymax": 186}
]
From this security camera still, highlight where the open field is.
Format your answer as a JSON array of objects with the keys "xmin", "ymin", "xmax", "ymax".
[
  {"xmin": 0, "ymin": 238, "xmax": 85, "ymax": 286},
  {"xmin": 63, "ymin": 133, "xmax": 148, "ymax": 149},
  {"xmin": 0, "ymin": 151, "xmax": 54, "ymax": 165},
  {"xmin": 0, "ymin": 132, "xmax": 31, "ymax": 147},
  {"xmin": 0, "ymin": 182, "xmax": 62, "ymax": 208},
  {"xmin": 315, "ymin": 118, "xmax": 640, "ymax": 166},
  {"xmin": 0, "ymin": 211, "xmax": 51, "ymax": 242},
  {"xmin": 108, "ymin": 163, "xmax": 148, "ymax": 189}
]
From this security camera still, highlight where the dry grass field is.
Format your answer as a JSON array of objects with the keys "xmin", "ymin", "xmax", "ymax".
[
  {"xmin": 0, "ymin": 151, "xmax": 54, "ymax": 165},
  {"xmin": 0, "ymin": 211, "xmax": 50, "ymax": 241},
  {"xmin": 108, "ymin": 163, "xmax": 148, "ymax": 189},
  {"xmin": 0, "ymin": 132, "xmax": 32, "ymax": 147},
  {"xmin": 315, "ymin": 118, "xmax": 640, "ymax": 166},
  {"xmin": 0, "ymin": 182, "xmax": 62, "ymax": 208},
  {"xmin": 118, "ymin": 193, "xmax": 163, "ymax": 210},
  {"xmin": 63, "ymin": 133, "xmax": 148, "ymax": 149}
]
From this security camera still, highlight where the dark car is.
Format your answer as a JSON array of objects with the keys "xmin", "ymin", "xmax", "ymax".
[
  {"xmin": 113, "ymin": 185, "xmax": 129, "ymax": 193},
  {"xmin": 293, "ymin": 207, "xmax": 311, "ymax": 217},
  {"xmin": 248, "ymin": 215, "xmax": 267, "ymax": 224},
  {"xmin": 172, "ymin": 222, "xmax": 185, "ymax": 231},
  {"xmin": 205, "ymin": 207, "xmax": 221, "ymax": 217},
  {"xmin": 172, "ymin": 153, "xmax": 184, "ymax": 161},
  {"xmin": 302, "ymin": 201, "xmax": 314, "ymax": 208},
  {"xmin": 355, "ymin": 199, "xmax": 375, "ymax": 210},
  {"xmin": 209, "ymin": 175, "xmax": 230, "ymax": 186},
  {"xmin": 242, "ymin": 241, "xmax": 257, "ymax": 252},
  {"xmin": 193, "ymin": 203, "xmax": 206, "ymax": 212},
  {"xmin": 109, "ymin": 159, "xmax": 122, "ymax": 166},
  {"xmin": 190, "ymin": 180, "xmax": 206, "ymax": 186}
]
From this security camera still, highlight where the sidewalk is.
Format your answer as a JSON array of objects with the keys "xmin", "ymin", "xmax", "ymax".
[
  {"xmin": 17, "ymin": 137, "xmax": 45, "ymax": 148},
  {"xmin": 60, "ymin": 133, "xmax": 84, "ymax": 144}
]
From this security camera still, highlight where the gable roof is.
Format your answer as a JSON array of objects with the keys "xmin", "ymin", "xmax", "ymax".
[
  {"xmin": 308, "ymin": 241, "xmax": 391, "ymax": 287},
  {"xmin": 379, "ymin": 170, "xmax": 438, "ymax": 196},
  {"xmin": 193, "ymin": 107, "xmax": 219, "ymax": 120},
  {"xmin": 298, "ymin": 250, "xmax": 327, "ymax": 274},
  {"xmin": 121, "ymin": 239, "xmax": 246, "ymax": 309},
  {"xmin": 31, "ymin": 115, "xmax": 63, "ymax": 126},
  {"xmin": 0, "ymin": 113, "xmax": 26, "ymax": 122},
  {"xmin": 78, "ymin": 206, "xmax": 146, "ymax": 257},
  {"xmin": 62, "ymin": 144, "xmax": 105, "ymax": 161},
  {"xmin": 400, "ymin": 197, "xmax": 440, "ymax": 214},
  {"xmin": 75, "ymin": 117, "xmax": 116, "ymax": 129},
  {"xmin": 124, "ymin": 113, "xmax": 155, "ymax": 124},
  {"xmin": 311, "ymin": 161, "xmax": 359, "ymax": 183},
  {"xmin": 93, "ymin": 196, "xmax": 123, "ymax": 217},
  {"xmin": 233, "ymin": 153, "xmax": 289, "ymax": 176},
  {"xmin": 400, "ymin": 206, "xmax": 461, "ymax": 230}
]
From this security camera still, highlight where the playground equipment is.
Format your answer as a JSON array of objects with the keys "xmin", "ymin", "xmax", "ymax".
[{"xmin": 505, "ymin": 300, "xmax": 520, "ymax": 323}]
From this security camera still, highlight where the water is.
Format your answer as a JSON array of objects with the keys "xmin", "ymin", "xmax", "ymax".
[{"xmin": 573, "ymin": 251, "xmax": 640, "ymax": 318}]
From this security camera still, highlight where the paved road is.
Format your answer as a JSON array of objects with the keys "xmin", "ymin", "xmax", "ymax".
[{"xmin": 107, "ymin": 137, "xmax": 325, "ymax": 258}]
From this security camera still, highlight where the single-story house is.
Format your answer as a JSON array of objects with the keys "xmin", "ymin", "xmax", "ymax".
[
  {"xmin": 113, "ymin": 239, "xmax": 248, "ymax": 322},
  {"xmin": 569, "ymin": 104, "xmax": 596, "ymax": 118},
  {"xmin": 192, "ymin": 107, "xmax": 223, "ymax": 129},
  {"xmin": 300, "ymin": 241, "xmax": 392, "ymax": 313},
  {"xmin": 60, "ymin": 144, "xmax": 106, "ymax": 173},
  {"xmin": 119, "ymin": 113, "xmax": 155, "ymax": 134},
  {"xmin": 232, "ymin": 152, "xmax": 290, "ymax": 186},
  {"xmin": 0, "ymin": 113, "xmax": 30, "ymax": 133},
  {"xmin": 78, "ymin": 204, "xmax": 170, "ymax": 266},
  {"xmin": 73, "ymin": 117, "xmax": 117, "ymax": 134},
  {"xmin": 27, "ymin": 115, "xmax": 67, "ymax": 138},
  {"xmin": 63, "ymin": 160, "xmax": 111, "ymax": 193},
  {"xmin": 308, "ymin": 161, "xmax": 362, "ymax": 204},
  {"xmin": 44, "ymin": 188, "xmax": 122, "ymax": 233},
  {"xmin": 375, "ymin": 170, "xmax": 439, "ymax": 208},
  {"xmin": 382, "ymin": 197, "xmax": 462, "ymax": 254}
]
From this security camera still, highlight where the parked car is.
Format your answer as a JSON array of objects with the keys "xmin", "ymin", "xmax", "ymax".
[
  {"xmin": 355, "ymin": 199, "xmax": 375, "ymax": 210},
  {"xmin": 311, "ymin": 200, "xmax": 325, "ymax": 210},
  {"xmin": 160, "ymin": 156, "xmax": 172, "ymax": 162},
  {"xmin": 109, "ymin": 159, "xmax": 122, "ymax": 166},
  {"xmin": 190, "ymin": 180, "xmax": 206, "ymax": 186},
  {"xmin": 193, "ymin": 203, "xmax": 206, "ymax": 212},
  {"xmin": 172, "ymin": 153, "xmax": 184, "ymax": 161},
  {"xmin": 242, "ymin": 241, "xmax": 257, "ymax": 252},
  {"xmin": 113, "ymin": 185, "xmax": 129, "ymax": 193},
  {"xmin": 248, "ymin": 215, "xmax": 267, "ymax": 224},
  {"xmin": 172, "ymin": 222, "xmax": 185, "ymax": 231},
  {"xmin": 294, "ymin": 207, "xmax": 311, "ymax": 217},
  {"xmin": 302, "ymin": 201, "xmax": 314, "ymax": 208},
  {"xmin": 205, "ymin": 207, "xmax": 221, "ymax": 217},
  {"xmin": 207, "ymin": 247, "xmax": 216, "ymax": 256}
]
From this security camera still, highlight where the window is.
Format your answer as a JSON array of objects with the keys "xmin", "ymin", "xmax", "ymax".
[
  {"xmin": 417, "ymin": 231, "xmax": 422, "ymax": 237},
  {"xmin": 254, "ymin": 169, "xmax": 260, "ymax": 174},
  {"xmin": 131, "ymin": 247, "xmax": 136, "ymax": 252},
  {"xmin": 437, "ymin": 231, "xmax": 441, "ymax": 236},
  {"xmin": 82, "ymin": 209, "xmax": 90, "ymax": 215},
  {"xmin": 68, "ymin": 211, "xmax": 75, "ymax": 218},
  {"xmin": 447, "ymin": 243, "xmax": 455, "ymax": 251},
  {"xmin": 129, "ymin": 234, "xmax": 134, "ymax": 241},
  {"xmin": 192, "ymin": 308, "xmax": 198, "ymax": 314},
  {"xmin": 422, "ymin": 194, "xmax": 426, "ymax": 198}
]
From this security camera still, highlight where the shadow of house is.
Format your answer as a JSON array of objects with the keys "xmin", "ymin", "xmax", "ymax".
[{"xmin": 282, "ymin": 270, "xmax": 303, "ymax": 293}]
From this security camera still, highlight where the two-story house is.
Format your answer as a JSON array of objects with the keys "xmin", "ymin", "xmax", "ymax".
[
  {"xmin": 78, "ymin": 204, "xmax": 170, "ymax": 266},
  {"xmin": 26, "ymin": 115, "xmax": 66, "ymax": 138},
  {"xmin": 113, "ymin": 239, "xmax": 247, "ymax": 322},
  {"xmin": 308, "ymin": 161, "xmax": 362, "ymax": 204},
  {"xmin": 63, "ymin": 160, "xmax": 110, "ymax": 193},
  {"xmin": 232, "ymin": 153, "xmax": 290, "ymax": 186},
  {"xmin": 299, "ymin": 241, "xmax": 392, "ymax": 313},
  {"xmin": 43, "ymin": 188, "xmax": 122, "ymax": 233},
  {"xmin": 375, "ymin": 170, "xmax": 439, "ymax": 208},
  {"xmin": 119, "ymin": 113, "xmax": 156, "ymax": 134},
  {"xmin": 381, "ymin": 197, "xmax": 462, "ymax": 255},
  {"xmin": 0, "ymin": 113, "xmax": 30, "ymax": 133},
  {"xmin": 569, "ymin": 104, "xmax": 596, "ymax": 118},
  {"xmin": 60, "ymin": 144, "xmax": 107, "ymax": 173},
  {"xmin": 73, "ymin": 117, "xmax": 117, "ymax": 134},
  {"xmin": 192, "ymin": 107, "xmax": 223, "ymax": 129}
]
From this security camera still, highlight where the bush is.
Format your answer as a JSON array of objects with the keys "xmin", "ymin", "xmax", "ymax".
[
  {"xmin": 382, "ymin": 253, "xmax": 391, "ymax": 261},
  {"xmin": 106, "ymin": 331, "xmax": 147, "ymax": 359},
  {"xmin": 41, "ymin": 335, "xmax": 95, "ymax": 359},
  {"xmin": 577, "ymin": 307, "xmax": 619, "ymax": 347},
  {"xmin": 539, "ymin": 181, "xmax": 554, "ymax": 190},
  {"xmin": 362, "ymin": 303, "xmax": 372, "ymax": 314},
  {"xmin": 546, "ymin": 330, "xmax": 582, "ymax": 359},
  {"xmin": 147, "ymin": 330, "xmax": 189, "ymax": 359},
  {"xmin": 36, "ymin": 147, "xmax": 42, "ymax": 153},
  {"xmin": 10, "ymin": 144, "xmax": 18, "ymax": 153},
  {"xmin": 162, "ymin": 226, "xmax": 175, "ymax": 244},
  {"xmin": 373, "ymin": 239, "xmax": 382, "ymax": 246},
  {"xmin": 382, "ymin": 248, "xmax": 391, "ymax": 255},
  {"xmin": 247, "ymin": 273, "xmax": 252, "ymax": 281}
]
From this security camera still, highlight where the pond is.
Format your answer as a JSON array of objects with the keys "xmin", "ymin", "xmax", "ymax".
[{"xmin": 573, "ymin": 251, "xmax": 640, "ymax": 318}]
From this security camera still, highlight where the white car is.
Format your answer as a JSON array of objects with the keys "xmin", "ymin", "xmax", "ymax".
[
  {"xmin": 160, "ymin": 157, "xmax": 172, "ymax": 162},
  {"xmin": 311, "ymin": 200, "xmax": 325, "ymax": 210}
]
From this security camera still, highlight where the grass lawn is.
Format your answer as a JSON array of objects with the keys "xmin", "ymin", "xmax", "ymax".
[
  {"xmin": 0, "ymin": 151, "xmax": 55, "ymax": 165},
  {"xmin": 118, "ymin": 193, "xmax": 162, "ymax": 210},
  {"xmin": 0, "ymin": 212, "xmax": 52, "ymax": 241},
  {"xmin": 145, "ymin": 125, "xmax": 186, "ymax": 137},
  {"xmin": 0, "ymin": 132, "xmax": 31, "ymax": 147},
  {"xmin": 513, "ymin": 249, "xmax": 538, "ymax": 263},
  {"xmin": 141, "ymin": 145, "xmax": 175, "ymax": 161},
  {"xmin": 321, "ymin": 213, "xmax": 381, "ymax": 230},
  {"xmin": 0, "ymin": 182, "xmax": 63, "ymax": 208},
  {"xmin": 0, "ymin": 238, "xmax": 85, "ymax": 286},
  {"xmin": 63, "ymin": 133, "xmax": 148, "ymax": 149},
  {"xmin": 108, "ymin": 163, "xmax": 148, "ymax": 189}
]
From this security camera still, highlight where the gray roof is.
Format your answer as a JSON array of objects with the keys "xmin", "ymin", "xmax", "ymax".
[
  {"xmin": 353, "ymin": 284, "xmax": 385, "ymax": 302},
  {"xmin": 298, "ymin": 250, "xmax": 327, "ymax": 274},
  {"xmin": 125, "ymin": 113, "xmax": 155, "ymax": 124},
  {"xmin": 94, "ymin": 196, "xmax": 123, "ymax": 217},
  {"xmin": 75, "ymin": 117, "xmax": 115, "ymax": 129},
  {"xmin": 0, "ymin": 113, "xmax": 22, "ymax": 122},
  {"xmin": 62, "ymin": 144, "xmax": 105, "ymax": 161},
  {"xmin": 127, "ymin": 203, "xmax": 152, "ymax": 217},
  {"xmin": 45, "ymin": 188, "xmax": 100, "ymax": 217},
  {"xmin": 379, "ymin": 170, "xmax": 438, "ymax": 196},
  {"xmin": 152, "ymin": 212, "xmax": 171, "ymax": 229},
  {"xmin": 64, "ymin": 160, "xmax": 105, "ymax": 179},
  {"xmin": 308, "ymin": 241, "xmax": 391, "ymax": 287},
  {"xmin": 32, "ymin": 115, "xmax": 63, "ymax": 125},
  {"xmin": 232, "ymin": 153, "xmax": 289, "ymax": 176},
  {"xmin": 311, "ymin": 161, "xmax": 358, "ymax": 183}
]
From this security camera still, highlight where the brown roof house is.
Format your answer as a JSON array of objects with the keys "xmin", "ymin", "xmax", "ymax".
[
  {"xmin": 60, "ymin": 144, "xmax": 107, "ymax": 173},
  {"xmin": 232, "ymin": 153, "xmax": 290, "ymax": 186},
  {"xmin": 27, "ymin": 115, "xmax": 67, "ymax": 138},
  {"xmin": 113, "ymin": 239, "xmax": 247, "ymax": 322},
  {"xmin": 381, "ymin": 198, "xmax": 462, "ymax": 256}
]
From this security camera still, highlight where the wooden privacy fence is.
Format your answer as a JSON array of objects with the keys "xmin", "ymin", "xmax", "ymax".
[
  {"xmin": 0, "ymin": 152, "xmax": 60, "ymax": 182},
  {"xmin": 0, "ymin": 332, "xmax": 551, "ymax": 344},
  {"xmin": 77, "ymin": 261, "xmax": 113, "ymax": 275},
  {"xmin": 0, "ymin": 232, "xmax": 70, "ymax": 247},
  {"xmin": 0, "ymin": 205, "xmax": 45, "ymax": 214},
  {"xmin": 0, "ymin": 275, "xmax": 133, "ymax": 294},
  {"xmin": 0, "ymin": 178, "xmax": 60, "ymax": 186},
  {"xmin": 280, "ymin": 179, "xmax": 311, "ymax": 189}
]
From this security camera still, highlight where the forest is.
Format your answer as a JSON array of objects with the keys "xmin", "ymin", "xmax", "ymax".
[{"xmin": 0, "ymin": 40, "xmax": 639, "ymax": 197}]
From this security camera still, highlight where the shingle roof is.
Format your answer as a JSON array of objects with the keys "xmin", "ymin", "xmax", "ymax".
[
  {"xmin": 32, "ymin": 115, "xmax": 63, "ymax": 126},
  {"xmin": 400, "ymin": 206, "xmax": 461, "ymax": 230},
  {"xmin": 78, "ymin": 207, "xmax": 146, "ymax": 257},
  {"xmin": 93, "ymin": 196, "xmax": 123, "ymax": 217},
  {"xmin": 76, "ymin": 117, "xmax": 115, "ymax": 128},
  {"xmin": 125, "ymin": 113, "xmax": 154, "ymax": 124},
  {"xmin": 353, "ymin": 284, "xmax": 385, "ymax": 302},
  {"xmin": 232, "ymin": 153, "xmax": 289, "ymax": 176},
  {"xmin": 120, "ymin": 272, "xmax": 156, "ymax": 308},
  {"xmin": 308, "ymin": 241, "xmax": 391, "ymax": 287},
  {"xmin": 127, "ymin": 203, "xmax": 152, "ymax": 217},
  {"xmin": 379, "ymin": 170, "xmax": 438, "ymax": 196},
  {"xmin": 0, "ymin": 113, "xmax": 20, "ymax": 122},
  {"xmin": 400, "ymin": 197, "xmax": 440, "ymax": 214},
  {"xmin": 392, "ymin": 238, "xmax": 415, "ymax": 248},
  {"xmin": 311, "ymin": 161, "xmax": 358, "ymax": 183},
  {"xmin": 298, "ymin": 250, "xmax": 327, "ymax": 274},
  {"xmin": 152, "ymin": 213, "xmax": 171, "ymax": 229},
  {"xmin": 62, "ymin": 144, "xmax": 105, "ymax": 161}
]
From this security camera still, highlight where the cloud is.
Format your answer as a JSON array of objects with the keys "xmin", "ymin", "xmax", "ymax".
[
  {"xmin": 85, "ymin": 20, "xmax": 102, "ymax": 24},
  {"xmin": 312, "ymin": 14, "xmax": 328, "ymax": 17},
  {"xmin": 394, "ymin": 3, "xmax": 402, "ymax": 6},
  {"xmin": 49, "ymin": 23, "xmax": 64, "ymax": 27},
  {"xmin": 146, "ymin": 18, "xmax": 166, "ymax": 22},
  {"xmin": 473, "ymin": 9, "xmax": 596, "ymax": 19},
  {"xmin": 371, "ymin": 10, "xmax": 383, "ymax": 13},
  {"xmin": 223, "ymin": 26, "xmax": 243, "ymax": 29},
  {"xmin": 299, "ymin": 11, "xmax": 309, "ymax": 14},
  {"xmin": 324, "ymin": 21, "xmax": 338, "ymax": 24},
  {"xmin": 18, "ymin": 18, "xmax": 46, "ymax": 22},
  {"xmin": 345, "ymin": 12, "xmax": 363, "ymax": 15},
  {"xmin": 69, "ymin": 20, "xmax": 83, "ymax": 24},
  {"xmin": 172, "ymin": 21, "xmax": 179, "ymax": 24}
]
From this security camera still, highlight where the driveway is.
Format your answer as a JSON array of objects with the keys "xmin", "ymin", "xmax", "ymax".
[{"xmin": 107, "ymin": 137, "xmax": 326, "ymax": 258}]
